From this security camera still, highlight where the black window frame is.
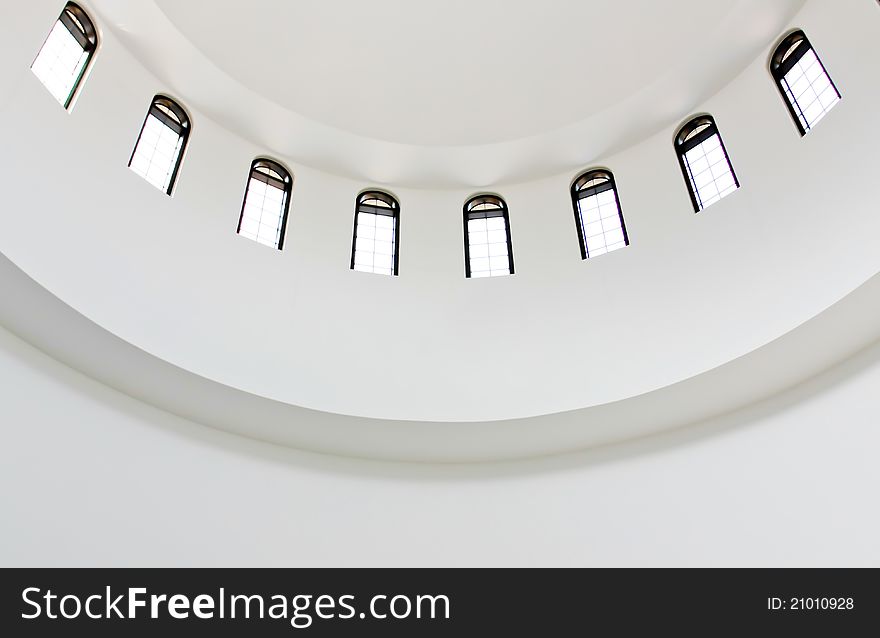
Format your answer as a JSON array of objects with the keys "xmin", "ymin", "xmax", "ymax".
[
  {"xmin": 237, "ymin": 158, "xmax": 293, "ymax": 251},
  {"xmin": 350, "ymin": 190, "xmax": 401, "ymax": 276},
  {"xmin": 770, "ymin": 29, "xmax": 840, "ymax": 136},
  {"xmin": 570, "ymin": 168, "xmax": 629, "ymax": 260},
  {"xmin": 675, "ymin": 114, "xmax": 739, "ymax": 213},
  {"xmin": 38, "ymin": 2, "xmax": 98, "ymax": 109},
  {"xmin": 463, "ymin": 194, "xmax": 515, "ymax": 278},
  {"xmin": 128, "ymin": 94, "xmax": 192, "ymax": 196}
]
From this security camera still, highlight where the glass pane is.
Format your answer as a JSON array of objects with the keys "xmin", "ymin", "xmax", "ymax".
[
  {"xmin": 468, "ymin": 213, "xmax": 511, "ymax": 277},
  {"xmin": 682, "ymin": 132, "xmax": 738, "ymax": 211},
  {"xmin": 577, "ymin": 186, "xmax": 628, "ymax": 258},
  {"xmin": 352, "ymin": 211, "xmax": 396, "ymax": 276},
  {"xmin": 237, "ymin": 176, "xmax": 288, "ymax": 249},
  {"xmin": 31, "ymin": 19, "xmax": 89, "ymax": 106},
  {"xmin": 129, "ymin": 113, "xmax": 185, "ymax": 194}
]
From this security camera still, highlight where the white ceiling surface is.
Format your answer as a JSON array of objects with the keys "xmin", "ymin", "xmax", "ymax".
[
  {"xmin": 92, "ymin": 0, "xmax": 804, "ymax": 187},
  {"xmin": 2, "ymin": 249, "xmax": 880, "ymax": 462},
  {"xmin": 151, "ymin": 0, "xmax": 748, "ymax": 146}
]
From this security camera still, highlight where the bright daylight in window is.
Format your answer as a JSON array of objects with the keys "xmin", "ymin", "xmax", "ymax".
[
  {"xmin": 238, "ymin": 164, "xmax": 289, "ymax": 249},
  {"xmin": 682, "ymin": 131, "xmax": 738, "ymax": 211},
  {"xmin": 129, "ymin": 106, "xmax": 185, "ymax": 194},
  {"xmin": 574, "ymin": 175, "xmax": 627, "ymax": 258},
  {"xmin": 31, "ymin": 15, "xmax": 90, "ymax": 107},
  {"xmin": 467, "ymin": 202, "xmax": 511, "ymax": 278},
  {"xmin": 780, "ymin": 47, "xmax": 840, "ymax": 132},
  {"xmin": 353, "ymin": 195, "xmax": 397, "ymax": 276}
]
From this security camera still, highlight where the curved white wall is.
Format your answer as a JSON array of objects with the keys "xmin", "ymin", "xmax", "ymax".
[
  {"xmin": 2, "ymin": 0, "xmax": 880, "ymax": 566},
  {"xmin": 1, "ymin": 1, "xmax": 879, "ymax": 428},
  {"xmin": 2, "ymin": 321, "xmax": 879, "ymax": 567}
]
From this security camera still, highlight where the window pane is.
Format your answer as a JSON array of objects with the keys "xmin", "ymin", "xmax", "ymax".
[
  {"xmin": 682, "ymin": 132, "xmax": 738, "ymax": 211},
  {"xmin": 773, "ymin": 32, "xmax": 840, "ymax": 135},
  {"xmin": 237, "ymin": 174, "xmax": 288, "ymax": 249},
  {"xmin": 572, "ymin": 171, "xmax": 629, "ymax": 259},
  {"xmin": 129, "ymin": 113, "xmax": 185, "ymax": 194},
  {"xmin": 781, "ymin": 48, "xmax": 839, "ymax": 132},
  {"xmin": 352, "ymin": 200, "xmax": 398, "ymax": 276},
  {"xmin": 32, "ymin": 19, "xmax": 89, "ymax": 107},
  {"xmin": 575, "ymin": 179, "xmax": 628, "ymax": 259},
  {"xmin": 467, "ymin": 206, "xmax": 511, "ymax": 277}
]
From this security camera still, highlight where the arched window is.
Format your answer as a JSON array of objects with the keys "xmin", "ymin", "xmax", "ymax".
[
  {"xmin": 571, "ymin": 169, "xmax": 629, "ymax": 260},
  {"xmin": 31, "ymin": 2, "xmax": 97, "ymax": 109},
  {"xmin": 128, "ymin": 95, "xmax": 191, "ymax": 196},
  {"xmin": 464, "ymin": 195, "xmax": 514, "ymax": 278},
  {"xmin": 237, "ymin": 159, "xmax": 293, "ymax": 250},
  {"xmin": 770, "ymin": 30, "xmax": 840, "ymax": 135},
  {"xmin": 351, "ymin": 191, "xmax": 400, "ymax": 276},
  {"xmin": 675, "ymin": 115, "xmax": 739, "ymax": 213}
]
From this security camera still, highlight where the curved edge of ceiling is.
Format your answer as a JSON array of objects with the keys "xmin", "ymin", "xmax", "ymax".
[
  {"xmin": 84, "ymin": 0, "xmax": 806, "ymax": 189},
  {"xmin": 3, "ymin": 248, "xmax": 878, "ymax": 463}
]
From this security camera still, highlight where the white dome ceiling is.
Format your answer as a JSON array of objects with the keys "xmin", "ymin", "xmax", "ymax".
[
  {"xmin": 3, "ymin": 0, "xmax": 879, "ymax": 460},
  {"xmin": 156, "ymin": 0, "xmax": 740, "ymax": 146},
  {"xmin": 94, "ymin": 0, "xmax": 804, "ymax": 187}
]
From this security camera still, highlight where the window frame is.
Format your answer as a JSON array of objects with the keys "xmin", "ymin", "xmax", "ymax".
[
  {"xmin": 770, "ymin": 29, "xmax": 840, "ymax": 136},
  {"xmin": 33, "ymin": 1, "xmax": 98, "ymax": 110},
  {"xmin": 674, "ymin": 114, "xmax": 739, "ymax": 213},
  {"xmin": 128, "ymin": 94, "xmax": 192, "ymax": 196},
  {"xmin": 570, "ymin": 168, "xmax": 629, "ymax": 260},
  {"xmin": 463, "ymin": 194, "xmax": 515, "ymax": 278},
  {"xmin": 236, "ymin": 158, "xmax": 293, "ymax": 251},
  {"xmin": 350, "ymin": 190, "xmax": 401, "ymax": 276}
]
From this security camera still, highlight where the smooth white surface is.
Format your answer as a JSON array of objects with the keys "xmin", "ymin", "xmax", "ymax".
[
  {"xmin": 152, "ymin": 0, "xmax": 773, "ymax": 147},
  {"xmin": 1, "ymin": 319, "xmax": 878, "ymax": 566},
  {"xmin": 0, "ymin": 0, "xmax": 878, "ymax": 430},
  {"xmin": 2, "ymin": 248, "xmax": 879, "ymax": 463}
]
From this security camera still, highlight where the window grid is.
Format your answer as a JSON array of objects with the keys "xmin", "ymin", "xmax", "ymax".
[
  {"xmin": 129, "ymin": 114, "xmax": 183, "ymax": 193},
  {"xmin": 682, "ymin": 133, "xmax": 738, "ymax": 210},
  {"xmin": 779, "ymin": 48, "xmax": 840, "ymax": 133},
  {"xmin": 351, "ymin": 193, "xmax": 399, "ymax": 276},
  {"xmin": 237, "ymin": 161, "xmax": 291, "ymax": 250},
  {"xmin": 464, "ymin": 196, "xmax": 513, "ymax": 278},
  {"xmin": 676, "ymin": 117, "xmax": 739, "ymax": 213},
  {"xmin": 129, "ymin": 98, "xmax": 189, "ymax": 196},
  {"xmin": 572, "ymin": 171, "xmax": 628, "ymax": 259},
  {"xmin": 31, "ymin": 4, "xmax": 95, "ymax": 108}
]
